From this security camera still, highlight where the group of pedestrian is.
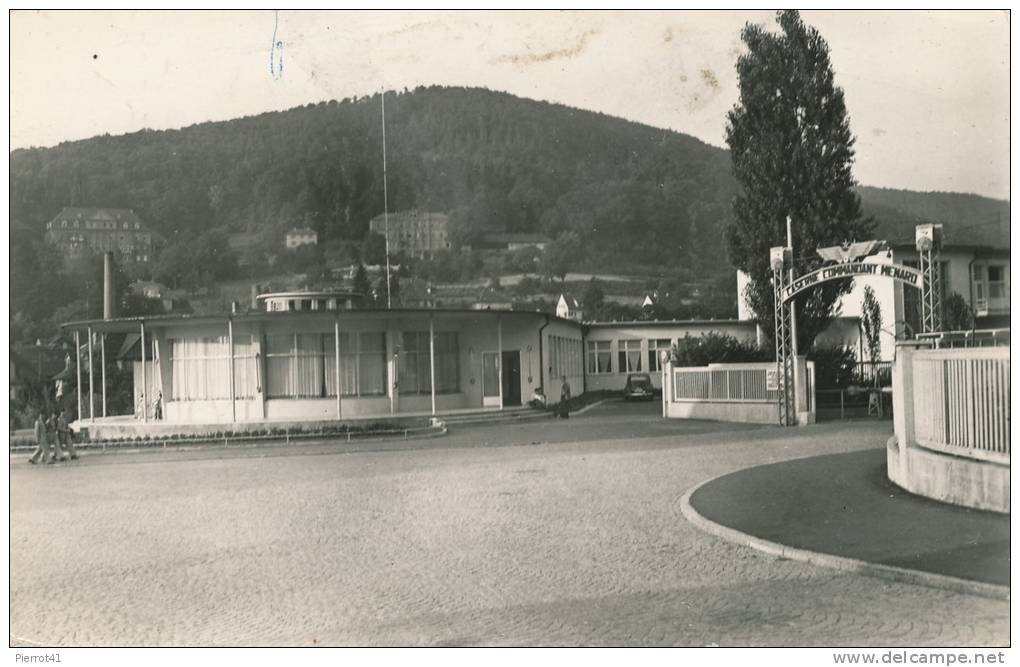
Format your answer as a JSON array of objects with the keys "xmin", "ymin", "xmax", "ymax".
[{"xmin": 29, "ymin": 409, "xmax": 78, "ymax": 465}]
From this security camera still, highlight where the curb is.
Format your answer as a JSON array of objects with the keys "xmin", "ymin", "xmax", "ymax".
[
  {"xmin": 679, "ymin": 475, "xmax": 1010, "ymax": 602},
  {"xmin": 10, "ymin": 426, "xmax": 449, "ymax": 460},
  {"xmin": 572, "ymin": 398, "xmax": 609, "ymax": 416}
]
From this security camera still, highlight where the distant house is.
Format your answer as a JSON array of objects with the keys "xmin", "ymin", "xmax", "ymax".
[
  {"xmin": 472, "ymin": 300, "xmax": 514, "ymax": 311},
  {"xmin": 45, "ymin": 207, "xmax": 160, "ymax": 266},
  {"xmin": 369, "ymin": 210, "xmax": 451, "ymax": 259},
  {"xmin": 641, "ymin": 294, "xmax": 656, "ymax": 309},
  {"xmin": 130, "ymin": 280, "xmax": 169, "ymax": 300},
  {"xmin": 556, "ymin": 294, "xmax": 584, "ymax": 322},
  {"xmin": 285, "ymin": 228, "xmax": 318, "ymax": 249},
  {"xmin": 475, "ymin": 233, "xmax": 552, "ymax": 251}
]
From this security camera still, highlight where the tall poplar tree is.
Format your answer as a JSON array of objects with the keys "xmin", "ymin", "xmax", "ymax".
[{"xmin": 726, "ymin": 10, "xmax": 873, "ymax": 350}]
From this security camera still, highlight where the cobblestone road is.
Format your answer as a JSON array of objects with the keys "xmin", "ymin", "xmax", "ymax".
[{"xmin": 10, "ymin": 402, "xmax": 1009, "ymax": 646}]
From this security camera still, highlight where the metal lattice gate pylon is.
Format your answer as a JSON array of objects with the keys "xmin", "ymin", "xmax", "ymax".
[
  {"xmin": 918, "ymin": 246, "xmax": 942, "ymax": 334},
  {"xmin": 772, "ymin": 264, "xmax": 795, "ymax": 426}
]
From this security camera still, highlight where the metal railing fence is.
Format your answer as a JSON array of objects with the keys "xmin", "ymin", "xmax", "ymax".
[{"xmin": 911, "ymin": 347, "xmax": 1010, "ymax": 463}]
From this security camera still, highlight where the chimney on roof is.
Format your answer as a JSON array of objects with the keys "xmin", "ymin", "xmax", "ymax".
[
  {"xmin": 103, "ymin": 252, "xmax": 116, "ymax": 320},
  {"xmin": 251, "ymin": 284, "xmax": 259, "ymax": 310}
]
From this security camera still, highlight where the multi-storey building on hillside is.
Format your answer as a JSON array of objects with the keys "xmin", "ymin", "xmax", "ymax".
[
  {"xmin": 45, "ymin": 207, "xmax": 160, "ymax": 266},
  {"xmin": 369, "ymin": 210, "xmax": 451, "ymax": 259},
  {"xmin": 285, "ymin": 227, "xmax": 318, "ymax": 248}
]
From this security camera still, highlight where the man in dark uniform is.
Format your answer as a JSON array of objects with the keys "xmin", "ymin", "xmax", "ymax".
[
  {"xmin": 56, "ymin": 409, "xmax": 78, "ymax": 460},
  {"xmin": 559, "ymin": 375, "xmax": 571, "ymax": 418}
]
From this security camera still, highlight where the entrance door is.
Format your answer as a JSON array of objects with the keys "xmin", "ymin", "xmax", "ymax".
[
  {"xmin": 501, "ymin": 350, "xmax": 522, "ymax": 407},
  {"xmin": 481, "ymin": 352, "xmax": 501, "ymax": 407}
]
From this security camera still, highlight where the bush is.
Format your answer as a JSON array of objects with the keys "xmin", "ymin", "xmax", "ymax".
[{"xmin": 671, "ymin": 333, "xmax": 771, "ymax": 367}]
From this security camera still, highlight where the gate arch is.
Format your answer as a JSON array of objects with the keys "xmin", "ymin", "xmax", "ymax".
[{"xmin": 769, "ymin": 223, "xmax": 943, "ymax": 426}]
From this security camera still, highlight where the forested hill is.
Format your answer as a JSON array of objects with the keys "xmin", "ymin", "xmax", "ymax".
[{"xmin": 10, "ymin": 85, "xmax": 1009, "ymax": 274}]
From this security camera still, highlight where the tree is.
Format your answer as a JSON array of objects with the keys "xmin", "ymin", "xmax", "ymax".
[
  {"xmin": 541, "ymin": 232, "xmax": 579, "ymax": 283},
  {"xmin": 725, "ymin": 10, "xmax": 873, "ymax": 351},
  {"xmin": 581, "ymin": 278, "xmax": 605, "ymax": 316},
  {"xmin": 363, "ymin": 231, "xmax": 387, "ymax": 266},
  {"xmin": 352, "ymin": 263, "xmax": 370, "ymax": 298},
  {"xmin": 860, "ymin": 285, "xmax": 882, "ymax": 385},
  {"xmin": 942, "ymin": 291, "xmax": 975, "ymax": 332}
]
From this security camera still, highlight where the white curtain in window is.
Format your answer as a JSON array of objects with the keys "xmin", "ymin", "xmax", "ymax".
[
  {"xmin": 171, "ymin": 337, "xmax": 230, "ymax": 401},
  {"xmin": 265, "ymin": 334, "xmax": 295, "ymax": 398},
  {"xmin": 294, "ymin": 334, "xmax": 324, "ymax": 397},
  {"xmin": 358, "ymin": 333, "xmax": 387, "ymax": 396}
]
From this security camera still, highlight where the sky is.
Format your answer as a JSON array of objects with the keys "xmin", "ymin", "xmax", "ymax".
[{"xmin": 9, "ymin": 9, "xmax": 1011, "ymax": 200}]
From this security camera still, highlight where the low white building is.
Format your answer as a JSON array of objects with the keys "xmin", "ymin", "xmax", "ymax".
[{"xmin": 285, "ymin": 228, "xmax": 318, "ymax": 249}]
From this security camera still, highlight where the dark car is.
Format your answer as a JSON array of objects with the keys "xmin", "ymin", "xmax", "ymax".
[{"xmin": 623, "ymin": 373, "xmax": 655, "ymax": 401}]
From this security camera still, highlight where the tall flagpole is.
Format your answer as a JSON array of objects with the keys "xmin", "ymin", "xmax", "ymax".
[{"xmin": 381, "ymin": 90, "xmax": 392, "ymax": 309}]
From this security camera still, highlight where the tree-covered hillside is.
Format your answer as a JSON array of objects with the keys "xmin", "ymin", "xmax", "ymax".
[
  {"xmin": 11, "ymin": 86, "xmax": 1009, "ymax": 274},
  {"xmin": 11, "ymin": 86, "xmax": 738, "ymax": 273}
]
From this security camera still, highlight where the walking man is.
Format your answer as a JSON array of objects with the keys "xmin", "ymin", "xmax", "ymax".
[
  {"xmin": 56, "ymin": 409, "xmax": 78, "ymax": 460},
  {"xmin": 46, "ymin": 412, "xmax": 61, "ymax": 461},
  {"xmin": 29, "ymin": 411, "xmax": 55, "ymax": 465},
  {"xmin": 559, "ymin": 375, "xmax": 571, "ymax": 419}
]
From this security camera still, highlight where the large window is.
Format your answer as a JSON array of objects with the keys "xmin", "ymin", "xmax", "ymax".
[
  {"xmin": 346, "ymin": 332, "xmax": 387, "ymax": 397},
  {"xmin": 266, "ymin": 334, "xmax": 325, "ymax": 398},
  {"xmin": 170, "ymin": 336, "xmax": 257, "ymax": 401},
  {"xmin": 399, "ymin": 332, "xmax": 460, "ymax": 394},
  {"xmin": 648, "ymin": 338, "xmax": 673, "ymax": 372},
  {"xmin": 267, "ymin": 332, "xmax": 387, "ymax": 398},
  {"xmin": 587, "ymin": 340, "xmax": 612, "ymax": 374},
  {"xmin": 618, "ymin": 339, "xmax": 642, "ymax": 373},
  {"xmin": 550, "ymin": 335, "xmax": 582, "ymax": 378}
]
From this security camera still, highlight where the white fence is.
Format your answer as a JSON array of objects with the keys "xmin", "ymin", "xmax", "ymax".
[
  {"xmin": 664, "ymin": 361, "xmax": 814, "ymax": 425},
  {"xmin": 672, "ymin": 365, "xmax": 780, "ymax": 402},
  {"xmin": 911, "ymin": 347, "xmax": 1010, "ymax": 463}
]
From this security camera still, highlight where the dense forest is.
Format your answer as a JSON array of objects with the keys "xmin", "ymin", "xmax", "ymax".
[{"xmin": 10, "ymin": 86, "xmax": 1010, "ymax": 338}]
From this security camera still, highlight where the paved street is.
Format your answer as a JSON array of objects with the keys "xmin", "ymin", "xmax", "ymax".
[{"xmin": 10, "ymin": 401, "xmax": 1009, "ymax": 646}]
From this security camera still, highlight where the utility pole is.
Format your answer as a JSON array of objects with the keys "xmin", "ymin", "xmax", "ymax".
[{"xmin": 381, "ymin": 90, "xmax": 392, "ymax": 309}]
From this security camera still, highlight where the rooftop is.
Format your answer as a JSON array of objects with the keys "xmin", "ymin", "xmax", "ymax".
[{"xmin": 48, "ymin": 207, "xmax": 151, "ymax": 230}]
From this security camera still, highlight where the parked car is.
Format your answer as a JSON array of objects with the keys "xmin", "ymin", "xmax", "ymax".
[{"xmin": 623, "ymin": 373, "xmax": 655, "ymax": 401}]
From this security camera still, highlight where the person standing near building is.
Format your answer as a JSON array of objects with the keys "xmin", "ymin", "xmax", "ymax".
[
  {"xmin": 29, "ymin": 411, "xmax": 55, "ymax": 465},
  {"xmin": 559, "ymin": 375, "xmax": 571, "ymax": 419},
  {"xmin": 56, "ymin": 409, "xmax": 78, "ymax": 460}
]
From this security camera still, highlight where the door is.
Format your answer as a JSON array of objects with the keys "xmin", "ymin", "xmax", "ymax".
[
  {"xmin": 481, "ymin": 351, "xmax": 500, "ymax": 407},
  {"xmin": 501, "ymin": 350, "xmax": 522, "ymax": 407}
]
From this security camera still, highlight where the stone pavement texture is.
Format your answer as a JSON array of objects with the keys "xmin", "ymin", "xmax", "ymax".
[
  {"xmin": 9, "ymin": 402, "xmax": 1009, "ymax": 647},
  {"xmin": 688, "ymin": 449, "xmax": 1010, "ymax": 587}
]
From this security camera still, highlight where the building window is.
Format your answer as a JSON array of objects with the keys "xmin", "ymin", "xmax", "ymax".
[
  {"xmin": 550, "ymin": 335, "xmax": 582, "ymax": 378},
  {"xmin": 399, "ymin": 332, "xmax": 459, "ymax": 394},
  {"xmin": 336, "ymin": 332, "xmax": 387, "ymax": 397},
  {"xmin": 987, "ymin": 265, "xmax": 1008, "ymax": 299},
  {"xmin": 265, "ymin": 334, "xmax": 326, "ymax": 398},
  {"xmin": 587, "ymin": 340, "xmax": 612, "ymax": 374},
  {"xmin": 648, "ymin": 338, "xmax": 673, "ymax": 371},
  {"xmin": 170, "ymin": 336, "xmax": 257, "ymax": 401},
  {"xmin": 618, "ymin": 339, "xmax": 642, "ymax": 372}
]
